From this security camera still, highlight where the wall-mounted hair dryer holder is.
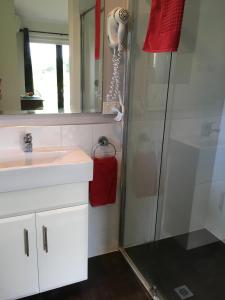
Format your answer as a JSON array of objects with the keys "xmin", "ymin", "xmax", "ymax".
[{"xmin": 103, "ymin": 7, "xmax": 129, "ymax": 121}]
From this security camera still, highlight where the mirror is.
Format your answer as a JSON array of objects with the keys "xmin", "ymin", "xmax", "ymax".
[{"xmin": 0, "ymin": 0, "xmax": 104, "ymax": 114}]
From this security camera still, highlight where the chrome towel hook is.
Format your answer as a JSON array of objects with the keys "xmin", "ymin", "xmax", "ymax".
[{"xmin": 92, "ymin": 136, "xmax": 117, "ymax": 157}]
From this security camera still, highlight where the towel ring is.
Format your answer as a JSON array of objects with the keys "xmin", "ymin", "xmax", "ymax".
[{"xmin": 92, "ymin": 136, "xmax": 117, "ymax": 158}]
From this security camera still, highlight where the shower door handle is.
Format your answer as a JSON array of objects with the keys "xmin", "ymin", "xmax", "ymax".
[
  {"xmin": 24, "ymin": 229, "xmax": 29, "ymax": 257},
  {"xmin": 42, "ymin": 226, "xmax": 48, "ymax": 253}
]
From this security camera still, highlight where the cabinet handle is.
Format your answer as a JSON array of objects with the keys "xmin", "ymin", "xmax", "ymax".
[
  {"xmin": 24, "ymin": 229, "xmax": 29, "ymax": 257},
  {"xmin": 42, "ymin": 226, "xmax": 48, "ymax": 253}
]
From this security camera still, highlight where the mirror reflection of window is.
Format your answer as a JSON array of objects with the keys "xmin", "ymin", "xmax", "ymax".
[
  {"xmin": 29, "ymin": 42, "xmax": 70, "ymax": 113},
  {"xmin": 30, "ymin": 43, "xmax": 57, "ymax": 112},
  {"xmin": 0, "ymin": 0, "xmax": 104, "ymax": 115}
]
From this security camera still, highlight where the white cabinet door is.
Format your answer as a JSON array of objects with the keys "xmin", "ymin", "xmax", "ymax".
[
  {"xmin": 36, "ymin": 205, "xmax": 88, "ymax": 292},
  {"xmin": 0, "ymin": 214, "xmax": 39, "ymax": 300}
]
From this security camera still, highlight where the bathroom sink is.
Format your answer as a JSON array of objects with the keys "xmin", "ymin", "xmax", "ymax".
[
  {"xmin": 0, "ymin": 147, "xmax": 93, "ymax": 192},
  {"xmin": 0, "ymin": 149, "xmax": 67, "ymax": 168}
]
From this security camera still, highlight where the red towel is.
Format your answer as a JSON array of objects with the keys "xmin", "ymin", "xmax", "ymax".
[
  {"xmin": 143, "ymin": 0, "xmax": 185, "ymax": 53},
  {"xmin": 95, "ymin": 0, "xmax": 101, "ymax": 60},
  {"xmin": 89, "ymin": 156, "xmax": 118, "ymax": 207}
]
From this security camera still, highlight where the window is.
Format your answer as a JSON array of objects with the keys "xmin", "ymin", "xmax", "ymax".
[{"xmin": 30, "ymin": 43, "xmax": 70, "ymax": 113}]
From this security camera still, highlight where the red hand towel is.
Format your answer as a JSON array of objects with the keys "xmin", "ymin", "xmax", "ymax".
[
  {"xmin": 89, "ymin": 156, "xmax": 118, "ymax": 207},
  {"xmin": 143, "ymin": 0, "xmax": 185, "ymax": 53},
  {"xmin": 95, "ymin": 0, "xmax": 101, "ymax": 60}
]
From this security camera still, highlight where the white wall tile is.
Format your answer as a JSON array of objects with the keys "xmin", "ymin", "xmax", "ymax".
[
  {"xmin": 0, "ymin": 126, "xmax": 25, "ymax": 150},
  {"xmin": 88, "ymin": 151, "xmax": 122, "ymax": 257},
  {"xmin": 88, "ymin": 202, "xmax": 120, "ymax": 257},
  {"xmin": 25, "ymin": 126, "xmax": 61, "ymax": 148},
  {"xmin": 93, "ymin": 123, "xmax": 123, "ymax": 152},
  {"xmin": 61, "ymin": 125, "xmax": 93, "ymax": 154}
]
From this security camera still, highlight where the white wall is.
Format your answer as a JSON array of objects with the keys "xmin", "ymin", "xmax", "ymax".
[
  {"xmin": 0, "ymin": 0, "xmax": 21, "ymax": 112},
  {"xmin": 20, "ymin": 19, "xmax": 68, "ymax": 35}
]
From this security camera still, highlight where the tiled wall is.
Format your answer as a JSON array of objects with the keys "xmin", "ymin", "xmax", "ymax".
[{"xmin": 0, "ymin": 123, "xmax": 123, "ymax": 257}]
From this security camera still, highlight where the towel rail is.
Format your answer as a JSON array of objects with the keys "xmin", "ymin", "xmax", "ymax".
[{"xmin": 92, "ymin": 136, "xmax": 116, "ymax": 158}]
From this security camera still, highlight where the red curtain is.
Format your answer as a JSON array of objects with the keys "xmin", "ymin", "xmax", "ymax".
[{"xmin": 95, "ymin": 0, "xmax": 101, "ymax": 60}]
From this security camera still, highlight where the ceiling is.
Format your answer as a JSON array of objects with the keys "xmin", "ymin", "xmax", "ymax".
[
  {"xmin": 14, "ymin": 0, "xmax": 68, "ymax": 24},
  {"xmin": 14, "ymin": 0, "xmax": 102, "ymax": 27}
]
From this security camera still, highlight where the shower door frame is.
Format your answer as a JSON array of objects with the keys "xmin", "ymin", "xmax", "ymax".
[{"xmin": 119, "ymin": 2, "xmax": 174, "ymax": 246}]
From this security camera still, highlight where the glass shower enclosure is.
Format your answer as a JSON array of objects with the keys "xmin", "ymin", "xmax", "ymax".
[{"xmin": 121, "ymin": 1, "xmax": 225, "ymax": 299}]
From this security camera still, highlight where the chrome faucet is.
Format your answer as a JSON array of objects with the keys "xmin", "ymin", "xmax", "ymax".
[{"xmin": 24, "ymin": 133, "xmax": 33, "ymax": 152}]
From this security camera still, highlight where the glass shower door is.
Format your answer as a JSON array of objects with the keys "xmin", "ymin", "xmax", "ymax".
[{"xmin": 122, "ymin": 0, "xmax": 171, "ymax": 250}]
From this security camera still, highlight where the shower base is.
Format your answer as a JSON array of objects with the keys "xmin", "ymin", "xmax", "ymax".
[{"xmin": 125, "ymin": 229, "xmax": 225, "ymax": 300}]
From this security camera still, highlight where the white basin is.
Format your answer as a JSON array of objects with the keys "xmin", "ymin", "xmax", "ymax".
[{"xmin": 0, "ymin": 147, "xmax": 93, "ymax": 192}]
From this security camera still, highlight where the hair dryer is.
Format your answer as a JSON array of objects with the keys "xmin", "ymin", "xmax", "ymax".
[
  {"xmin": 106, "ymin": 7, "xmax": 129, "ymax": 121},
  {"xmin": 107, "ymin": 7, "xmax": 129, "ymax": 52}
]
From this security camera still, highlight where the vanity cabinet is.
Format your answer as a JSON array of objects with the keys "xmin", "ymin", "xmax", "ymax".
[
  {"xmin": 36, "ymin": 206, "xmax": 88, "ymax": 292},
  {"xmin": 0, "ymin": 214, "xmax": 39, "ymax": 300},
  {"xmin": 0, "ymin": 203, "xmax": 88, "ymax": 300},
  {"xmin": 0, "ymin": 147, "xmax": 92, "ymax": 300}
]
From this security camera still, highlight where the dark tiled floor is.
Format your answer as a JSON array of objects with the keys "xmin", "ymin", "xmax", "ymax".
[
  {"xmin": 126, "ymin": 229, "xmax": 225, "ymax": 300},
  {"xmin": 23, "ymin": 251, "xmax": 151, "ymax": 300}
]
